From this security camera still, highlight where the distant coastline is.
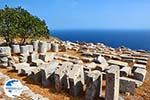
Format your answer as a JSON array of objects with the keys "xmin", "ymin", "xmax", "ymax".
[{"xmin": 51, "ymin": 30, "xmax": 150, "ymax": 51}]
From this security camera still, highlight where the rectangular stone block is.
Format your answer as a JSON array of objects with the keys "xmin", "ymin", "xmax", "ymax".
[
  {"xmin": 13, "ymin": 63, "xmax": 30, "ymax": 74},
  {"xmin": 27, "ymin": 52, "xmax": 38, "ymax": 63},
  {"xmin": 40, "ymin": 61, "xmax": 59, "ymax": 87},
  {"xmin": 85, "ymin": 70, "xmax": 102, "ymax": 100},
  {"xmin": 105, "ymin": 65, "xmax": 120, "ymax": 100},
  {"xmin": 39, "ymin": 53, "xmax": 55, "ymax": 62},
  {"xmin": 12, "ymin": 45, "xmax": 20, "ymax": 54},
  {"xmin": 119, "ymin": 77, "xmax": 136, "ymax": 94},
  {"xmin": 120, "ymin": 66, "xmax": 131, "ymax": 77},
  {"xmin": 54, "ymin": 62, "xmax": 73, "ymax": 92},
  {"xmin": 0, "ymin": 46, "xmax": 11, "ymax": 56},
  {"xmin": 132, "ymin": 63, "xmax": 146, "ymax": 73},
  {"xmin": 133, "ymin": 68, "xmax": 146, "ymax": 82},
  {"xmin": 20, "ymin": 67, "xmax": 37, "ymax": 76}
]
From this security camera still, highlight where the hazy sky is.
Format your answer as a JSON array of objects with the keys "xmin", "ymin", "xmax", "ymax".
[{"xmin": 0, "ymin": 0, "xmax": 150, "ymax": 30}]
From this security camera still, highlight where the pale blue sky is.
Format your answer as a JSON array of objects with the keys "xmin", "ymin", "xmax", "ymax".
[{"xmin": 0, "ymin": 0, "xmax": 150, "ymax": 30}]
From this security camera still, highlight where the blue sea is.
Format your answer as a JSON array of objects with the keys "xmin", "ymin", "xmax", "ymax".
[{"xmin": 51, "ymin": 30, "xmax": 150, "ymax": 51}]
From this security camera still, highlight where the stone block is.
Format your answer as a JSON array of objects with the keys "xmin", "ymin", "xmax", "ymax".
[
  {"xmin": 26, "ymin": 45, "xmax": 33, "ymax": 53},
  {"xmin": 19, "ymin": 53, "xmax": 28, "ymax": 63},
  {"xmin": 38, "ymin": 41, "xmax": 47, "ymax": 53},
  {"xmin": 27, "ymin": 52, "xmax": 38, "ymax": 63},
  {"xmin": 0, "ymin": 46, "xmax": 11, "ymax": 56},
  {"xmin": 133, "ymin": 68, "xmax": 146, "ymax": 82},
  {"xmin": 13, "ymin": 62, "xmax": 30, "ymax": 74},
  {"xmin": 119, "ymin": 77, "xmax": 136, "ymax": 94},
  {"xmin": 85, "ymin": 70, "xmax": 102, "ymax": 100},
  {"xmin": 12, "ymin": 45, "xmax": 20, "ymax": 54},
  {"xmin": 68, "ymin": 64, "xmax": 84, "ymax": 96},
  {"xmin": 39, "ymin": 53, "xmax": 55, "ymax": 62},
  {"xmin": 31, "ymin": 59, "xmax": 44, "ymax": 66},
  {"xmin": 32, "ymin": 40, "xmax": 39, "ymax": 52},
  {"xmin": 55, "ymin": 62, "xmax": 73, "ymax": 92},
  {"xmin": 40, "ymin": 61, "xmax": 59, "ymax": 87},
  {"xmin": 51, "ymin": 43, "xmax": 59, "ymax": 52},
  {"xmin": 120, "ymin": 66, "xmax": 131, "ymax": 77},
  {"xmin": 94, "ymin": 55, "xmax": 107, "ymax": 64},
  {"xmin": 105, "ymin": 65, "xmax": 120, "ymax": 100},
  {"xmin": 20, "ymin": 45, "xmax": 29, "ymax": 55}
]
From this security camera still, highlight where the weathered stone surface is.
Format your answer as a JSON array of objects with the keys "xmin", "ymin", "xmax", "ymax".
[
  {"xmin": 0, "ymin": 46, "xmax": 11, "ymax": 56},
  {"xmin": 55, "ymin": 63, "xmax": 72, "ymax": 92},
  {"xmin": 105, "ymin": 65, "xmax": 120, "ymax": 100},
  {"xmin": 12, "ymin": 62, "xmax": 30, "ymax": 74},
  {"xmin": 38, "ymin": 41, "xmax": 47, "ymax": 53},
  {"xmin": 62, "ymin": 45, "xmax": 67, "ymax": 52},
  {"xmin": 32, "ymin": 40, "xmax": 39, "ymax": 52},
  {"xmin": 31, "ymin": 59, "xmax": 44, "ymax": 66},
  {"xmin": 119, "ymin": 77, "xmax": 136, "ymax": 94},
  {"xmin": 8, "ymin": 57, "xmax": 15, "ymax": 68},
  {"xmin": 84, "ymin": 62, "xmax": 97, "ymax": 71},
  {"xmin": 26, "ymin": 45, "xmax": 33, "ymax": 53},
  {"xmin": 40, "ymin": 61, "xmax": 59, "ymax": 87},
  {"xmin": 19, "ymin": 53, "xmax": 28, "ymax": 63},
  {"xmin": 108, "ymin": 59, "xmax": 128, "ymax": 68},
  {"xmin": 0, "ymin": 54, "xmax": 9, "ymax": 67},
  {"xmin": 39, "ymin": 53, "xmax": 55, "ymax": 62},
  {"xmin": 82, "ymin": 52, "xmax": 93, "ymax": 57},
  {"xmin": 94, "ymin": 55, "xmax": 107, "ymax": 64},
  {"xmin": 133, "ymin": 68, "xmax": 147, "ymax": 82},
  {"xmin": 27, "ymin": 52, "xmax": 38, "ymax": 63},
  {"xmin": 68, "ymin": 64, "xmax": 84, "ymax": 96},
  {"xmin": 20, "ymin": 45, "xmax": 29, "ymax": 55},
  {"xmin": 132, "ymin": 63, "xmax": 146, "ymax": 73},
  {"xmin": 120, "ymin": 66, "xmax": 131, "ymax": 77},
  {"xmin": 136, "ymin": 60, "xmax": 147, "ymax": 65},
  {"xmin": 47, "ymin": 42, "xmax": 51, "ymax": 51},
  {"xmin": 12, "ymin": 45, "xmax": 20, "ymax": 54},
  {"xmin": 51, "ymin": 43, "xmax": 59, "ymax": 52},
  {"xmin": 85, "ymin": 70, "xmax": 102, "ymax": 100},
  {"xmin": 81, "ymin": 57, "xmax": 93, "ymax": 63},
  {"xmin": 20, "ymin": 67, "xmax": 37, "ymax": 76}
]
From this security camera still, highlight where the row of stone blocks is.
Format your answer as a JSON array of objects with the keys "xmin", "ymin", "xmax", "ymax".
[{"xmin": 0, "ymin": 41, "xmax": 64, "ymax": 56}]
